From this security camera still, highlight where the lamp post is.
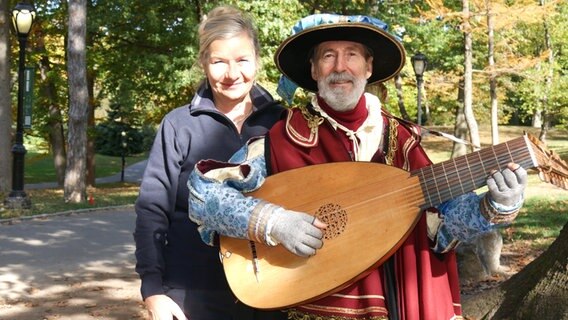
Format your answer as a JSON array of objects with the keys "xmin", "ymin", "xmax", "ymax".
[
  {"xmin": 120, "ymin": 131, "xmax": 127, "ymax": 182},
  {"xmin": 5, "ymin": 2, "xmax": 36, "ymax": 210},
  {"xmin": 411, "ymin": 52, "xmax": 428, "ymax": 126}
]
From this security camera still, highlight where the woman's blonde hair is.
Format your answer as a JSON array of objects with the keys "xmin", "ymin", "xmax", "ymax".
[{"xmin": 198, "ymin": 6, "xmax": 260, "ymax": 67}]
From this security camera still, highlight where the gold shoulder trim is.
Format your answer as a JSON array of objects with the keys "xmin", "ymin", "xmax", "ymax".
[{"xmin": 285, "ymin": 104, "xmax": 324, "ymax": 148}]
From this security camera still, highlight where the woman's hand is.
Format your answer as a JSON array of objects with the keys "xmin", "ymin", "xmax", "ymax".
[{"xmin": 144, "ymin": 294, "xmax": 188, "ymax": 320}]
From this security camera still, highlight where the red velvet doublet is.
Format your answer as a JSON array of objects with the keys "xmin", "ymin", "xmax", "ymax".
[{"xmin": 266, "ymin": 104, "xmax": 463, "ymax": 320}]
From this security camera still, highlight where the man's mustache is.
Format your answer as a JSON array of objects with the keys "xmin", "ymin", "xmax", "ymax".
[{"xmin": 325, "ymin": 72, "xmax": 355, "ymax": 84}]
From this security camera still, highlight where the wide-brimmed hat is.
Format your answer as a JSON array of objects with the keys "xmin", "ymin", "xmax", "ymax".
[{"xmin": 275, "ymin": 14, "xmax": 406, "ymax": 101}]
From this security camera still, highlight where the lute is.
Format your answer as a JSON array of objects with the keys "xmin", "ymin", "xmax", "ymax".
[{"xmin": 219, "ymin": 134, "xmax": 568, "ymax": 309}]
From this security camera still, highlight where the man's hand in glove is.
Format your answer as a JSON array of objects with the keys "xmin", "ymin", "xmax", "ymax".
[
  {"xmin": 487, "ymin": 162, "xmax": 527, "ymax": 207},
  {"xmin": 268, "ymin": 209, "xmax": 327, "ymax": 257}
]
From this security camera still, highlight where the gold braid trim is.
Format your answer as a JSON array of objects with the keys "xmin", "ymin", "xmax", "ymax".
[
  {"xmin": 385, "ymin": 117, "xmax": 399, "ymax": 166},
  {"xmin": 285, "ymin": 104, "xmax": 325, "ymax": 147},
  {"xmin": 287, "ymin": 310, "xmax": 388, "ymax": 320},
  {"xmin": 298, "ymin": 103, "xmax": 325, "ymax": 132}
]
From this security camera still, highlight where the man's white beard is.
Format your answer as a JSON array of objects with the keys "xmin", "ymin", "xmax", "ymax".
[{"xmin": 318, "ymin": 72, "xmax": 367, "ymax": 112}]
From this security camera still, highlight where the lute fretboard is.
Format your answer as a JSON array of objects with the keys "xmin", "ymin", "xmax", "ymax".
[{"xmin": 414, "ymin": 135, "xmax": 537, "ymax": 209}]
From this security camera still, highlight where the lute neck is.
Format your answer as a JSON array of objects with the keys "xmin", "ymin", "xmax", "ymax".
[{"xmin": 412, "ymin": 135, "xmax": 537, "ymax": 209}]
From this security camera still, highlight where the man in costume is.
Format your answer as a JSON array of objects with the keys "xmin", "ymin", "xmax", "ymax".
[{"xmin": 187, "ymin": 14, "xmax": 527, "ymax": 320}]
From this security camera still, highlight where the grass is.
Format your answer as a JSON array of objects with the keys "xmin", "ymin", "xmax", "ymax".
[
  {"xmin": 0, "ymin": 152, "xmax": 147, "ymax": 219},
  {"xmin": 25, "ymin": 152, "xmax": 149, "ymax": 184},
  {"xmin": 2, "ymin": 125, "xmax": 568, "ymax": 246},
  {"xmin": 0, "ymin": 183, "xmax": 140, "ymax": 220},
  {"xmin": 512, "ymin": 196, "xmax": 568, "ymax": 249}
]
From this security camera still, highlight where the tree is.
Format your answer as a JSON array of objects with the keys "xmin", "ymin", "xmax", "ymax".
[
  {"xmin": 64, "ymin": 0, "xmax": 88, "ymax": 203},
  {"xmin": 394, "ymin": 74, "xmax": 411, "ymax": 121},
  {"xmin": 0, "ymin": 0, "xmax": 12, "ymax": 195},
  {"xmin": 451, "ymin": 79, "xmax": 468, "ymax": 158},
  {"xmin": 485, "ymin": 0, "xmax": 499, "ymax": 145},
  {"xmin": 463, "ymin": 222, "xmax": 568, "ymax": 319},
  {"xmin": 87, "ymin": 0, "xmax": 202, "ymax": 124},
  {"xmin": 94, "ymin": 100, "xmax": 151, "ymax": 157},
  {"xmin": 36, "ymin": 24, "xmax": 67, "ymax": 186},
  {"xmin": 461, "ymin": 0, "xmax": 481, "ymax": 152},
  {"xmin": 496, "ymin": 1, "xmax": 563, "ymax": 128},
  {"xmin": 537, "ymin": 0, "xmax": 554, "ymax": 142}
]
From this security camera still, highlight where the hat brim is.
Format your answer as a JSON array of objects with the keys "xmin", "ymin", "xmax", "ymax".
[{"xmin": 275, "ymin": 23, "xmax": 406, "ymax": 92}]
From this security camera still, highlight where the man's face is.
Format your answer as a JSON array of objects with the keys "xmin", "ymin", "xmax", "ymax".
[{"xmin": 311, "ymin": 41, "xmax": 373, "ymax": 111}]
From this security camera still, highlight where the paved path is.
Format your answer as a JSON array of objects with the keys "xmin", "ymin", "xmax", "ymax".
[
  {"xmin": 0, "ymin": 161, "xmax": 149, "ymax": 319},
  {"xmin": 0, "ymin": 208, "xmax": 145, "ymax": 319},
  {"xmin": 0, "ymin": 208, "xmax": 135, "ymax": 298}
]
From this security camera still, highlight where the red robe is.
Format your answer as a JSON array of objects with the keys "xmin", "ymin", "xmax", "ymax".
[{"xmin": 266, "ymin": 98, "xmax": 462, "ymax": 320}]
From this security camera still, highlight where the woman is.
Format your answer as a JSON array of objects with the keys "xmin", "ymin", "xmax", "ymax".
[{"xmin": 133, "ymin": 6, "xmax": 285, "ymax": 320}]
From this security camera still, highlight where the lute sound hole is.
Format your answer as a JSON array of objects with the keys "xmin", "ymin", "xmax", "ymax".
[{"xmin": 315, "ymin": 203, "xmax": 348, "ymax": 240}]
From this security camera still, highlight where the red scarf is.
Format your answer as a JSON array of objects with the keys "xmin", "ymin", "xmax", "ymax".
[
  {"xmin": 266, "ymin": 103, "xmax": 462, "ymax": 320},
  {"xmin": 315, "ymin": 96, "xmax": 368, "ymax": 155}
]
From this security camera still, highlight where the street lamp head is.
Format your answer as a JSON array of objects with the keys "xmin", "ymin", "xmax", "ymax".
[
  {"xmin": 411, "ymin": 52, "xmax": 428, "ymax": 77},
  {"xmin": 11, "ymin": 2, "xmax": 36, "ymax": 38}
]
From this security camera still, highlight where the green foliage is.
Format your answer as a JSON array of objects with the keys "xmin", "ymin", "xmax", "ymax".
[
  {"xmin": 17, "ymin": 0, "xmax": 568, "ymax": 151},
  {"xmin": 497, "ymin": 1, "xmax": 568, "ymax": 127},
  {"xmin": 229, "ymin": 0, "xmax": 309, "ymax": 86},
  {"xmin": 87, "ymin": 0, "xmax": 201, "ymax": 123},
  {"xmin": 22, "ymin": 1, "xmax": 70, "ymax": 144},
  {"xmin": 94, "ymin": 101, "xmax": 155, "ymax": 156}
]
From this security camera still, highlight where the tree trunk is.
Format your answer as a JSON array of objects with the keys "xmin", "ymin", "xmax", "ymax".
[
  {"xmin": 0, "ymin": 0, "xmax": 12, "ymax": 194},
  {"xmin": 37, "ymin": 29, "xmax": 66, "ymax": 186},
  {"xmin": 456, "ymin": 2, "xmax": 505, "ymax": 283},
  {"xmin": 394, "ymin": 74, "xmax": 411, "ymax": 121},
  {"xmin": 64, "ymin": 0, "xmax": 89, "ymax": 203},
  {"xmin": 486, "ymin": 0, "xmax": 499, "ymax": 146},
  {"xmin": 86, "ymin": 70, "xmax": 95, "ymax": 187},
  {"xmin": 462, "ymin": 0, "xmax": 481, "ymax": 152},
  {"xmin": 532, "ymin": 109, "xmax": 542, "ymax": 128},
  {"xmin": 457, "ymin": 0, "xmax": 506, "ymax": 280},
  {"xmin": 463, "ymin": 222, "xmax": 568, "ymax": 319},
  {"xmin": 85, "ymin": 7, "xmax": 96, "ymax": 187},
  {"xmin": 538, "ymin": 0, "xmax": 553, "ymax": 143},
  {"xmin": 451, "ymin": 80, "xmax": 468, "ymax": 158},
  {"xmin": 423, "ymin": 86, "xmax": 430, "ymax": 125},
  {"xmin": 539, "ymin": 111, "xmax": 549, "ymax": 142}
]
